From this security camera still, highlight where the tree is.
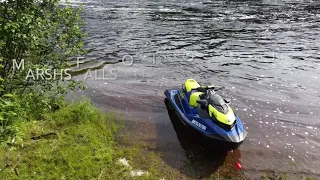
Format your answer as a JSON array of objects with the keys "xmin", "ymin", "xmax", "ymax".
[
  {"xmin": 0, "ymin": 0, "xmax": 86, "ymax": 96},
  {"xmin": 0, "ymin": 0, "xmax": 86, "ymax": 142}
]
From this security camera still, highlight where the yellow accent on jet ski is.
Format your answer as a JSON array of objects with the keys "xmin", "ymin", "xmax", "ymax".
[
  {"xmin": 208, "ymin": 104, "xmax": 236, "ymax": 125},
  {"xmin": 189, "ymin": 92, "xmax": 204, "ymax": 107},
  {"xmin": 184, "ymin": 79, "xmax": 200, "ymax": 92}
]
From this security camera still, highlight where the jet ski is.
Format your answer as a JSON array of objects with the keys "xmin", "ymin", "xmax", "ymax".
[{"xmin": 164, "ymin": 79, "xmax": 247, "ymax": 144}]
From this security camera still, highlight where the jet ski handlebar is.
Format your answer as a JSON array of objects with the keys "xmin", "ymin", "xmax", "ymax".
[{"xmin": 192, "ymin": 86, "xmax": 224, "ymax": 92}]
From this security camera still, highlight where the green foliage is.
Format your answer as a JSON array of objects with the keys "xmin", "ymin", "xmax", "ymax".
[
  {"xmin": 0, "ymin": 100, "xmax": 181, "ymax": 180},
  {"xmin": 0, "ymin": 100, "xmax": 123, "ymax": 179},
  {"xmin": 304, "ymin": 177, "xmax": 314, "ymax": 180},
  {"xmin": 0, "ymin": 0, "xmax": 86, "ymax": 95},
  {"xmin": 0, "ymin": 94, "xmax": 17, "ymax": 142},
  {"xmin": 0, "ymin": 55, "xmax": 18, "ymax": 143},
  {"xmin": 0, "ymin": 0, "xmax": 87, "ymax": 143}
]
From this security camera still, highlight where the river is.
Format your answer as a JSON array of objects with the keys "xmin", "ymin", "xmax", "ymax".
[{"xmin": 66, "ymin": 0, "xmax": 320, "ymax": 179}]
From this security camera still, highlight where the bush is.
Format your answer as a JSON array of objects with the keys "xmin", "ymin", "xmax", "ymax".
[
  {"xmin": 0, "ymin": 0, "xmax": 86, "ymax": 95},
  {"xmin": 0, "ymin": 93, "xmax": 17, "ymax": 144},
  {"xmin": 0, "ymin": 57, "xmax": 18, "ymax": 143},
  {"xmin": 0, "ymin": 0, "xmax": 86, "ymax": 142}
]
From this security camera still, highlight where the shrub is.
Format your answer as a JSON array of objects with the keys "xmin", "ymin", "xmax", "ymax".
[
  {"xmin": 0, "ymin": 0, "xmax": 86, "ymax": 96},
  {"xmin": 0, "ymin": 0, "xmax": 86, "ymax": 142}
]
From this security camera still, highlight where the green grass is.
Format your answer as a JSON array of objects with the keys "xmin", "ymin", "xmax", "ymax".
[
  {"xmin": 304, "ymin": 177, "xmax": 314, "ymax": 180},
  {"xmin": 0, "ymin": 100, "xmax": 148, "ymax": 179},
  {"xmin": 261, "ymin": 172, "xmax": 318, "ymax": 180},
  {"xmin": 0, "ymin": 99, "xmax": 188, "ymax": 180},
  {"xmin": 0, "ymin": 99, "xmax": 253, "ymax": 180},
  {"xmin": 1, "ymin": 99, "xmax": 316, "ymax": 180}
]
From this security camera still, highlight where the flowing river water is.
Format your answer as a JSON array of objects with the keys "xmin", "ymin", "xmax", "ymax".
[{"xmin": 66, "ymin": 0, "xmax": 320, "ymax": 179}]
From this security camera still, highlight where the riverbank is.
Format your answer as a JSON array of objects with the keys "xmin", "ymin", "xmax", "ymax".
[
  {"xmin": 0, "ymin": 98, "xmax": 246, "ymax": 180},
  {"xmin": 0, "ymin": 100, "xmax": 164, "ymax": 179},
  {"xmin": 116, "ymin": 107, "xmax": 319, "ymax": 180},
  {"xmin": 70, "ymin": 78, "xmax": 320, "ymax": 179},
  {"xmin": 0, "ymin": 99, "xmax": 318, "ymax": 179}
]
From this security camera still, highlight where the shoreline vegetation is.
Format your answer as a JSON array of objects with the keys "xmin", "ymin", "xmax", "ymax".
[
  {"xmin": 0, "ymin": 99, "xmax": 168, "ymax": 179},
  {"xmin": 0, "ymin": 99, "xmax": 316, "ymax": 180},
  {"xmin": 0, "ymin": 0, "xmax": 318, "ymax": 179}
]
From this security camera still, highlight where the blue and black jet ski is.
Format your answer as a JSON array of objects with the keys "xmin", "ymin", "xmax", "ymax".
[{"xmin": 164, "ymin": 79, "xmax": 247, "ymax": 144}]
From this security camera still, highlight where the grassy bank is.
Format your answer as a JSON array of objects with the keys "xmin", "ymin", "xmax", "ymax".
[
  {"xmin": 0, "ymin": 99, "xmax": 247, "ymax": 180},
  {"xmin": 0, "ymin": 99, "xmax": 317, "ymax": 180},
  {"xmin": 0, "ymin": 100, "xmax": 168, "ymax": 179},
  {"xmin": 0, "ymin": 100, "xmax": 317, "ymax": 180}
]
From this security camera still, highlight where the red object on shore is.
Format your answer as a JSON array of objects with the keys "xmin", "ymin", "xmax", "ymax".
[{"xmin": 235, "ymin": 162, "xmax": 242, "ymax": 170}]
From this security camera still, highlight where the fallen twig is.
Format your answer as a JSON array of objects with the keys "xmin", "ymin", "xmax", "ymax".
[{"xmin": 31, "ymin": 132, "xmax": 58, "ymax": 140}]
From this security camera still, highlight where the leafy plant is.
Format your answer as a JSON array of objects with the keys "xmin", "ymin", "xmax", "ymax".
[
  {"xmin": 0, "ymin": 0, "xmax": 87, "ymax": 143},
  {"xmin": 0, "ymin": 56, "xmax": 18, "ymax": 143},
  {"xmin": 0, "ymin": 0, "xmax": 86, "ymax": 96}
]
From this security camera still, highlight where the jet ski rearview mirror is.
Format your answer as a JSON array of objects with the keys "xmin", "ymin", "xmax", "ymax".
[
  {"xmin": 224, "ymin": 98, "xmax": 231, "ymax": 103},
  {"xmin": 214, "ymin": 86, "xmax": 225, "ymax": 91}
]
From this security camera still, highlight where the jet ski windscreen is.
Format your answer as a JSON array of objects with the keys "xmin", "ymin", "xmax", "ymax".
[{"xmin": 208, "ymin": 92, "xmax": 229, "ymax": 114}]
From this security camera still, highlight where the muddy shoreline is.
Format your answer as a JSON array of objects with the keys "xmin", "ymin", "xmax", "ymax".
[{"xmin": 72, "ymin": 80, "xmax": 320, "ymax": 179}]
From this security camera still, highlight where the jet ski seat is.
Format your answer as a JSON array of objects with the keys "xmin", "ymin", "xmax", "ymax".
[
  {"xmin": 184, "ymin": 79, "xmax": 200, "ymax": 92},
  {"xmin": 184, "ymin": 79, "xmax": 203, "ymax": 107}
]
